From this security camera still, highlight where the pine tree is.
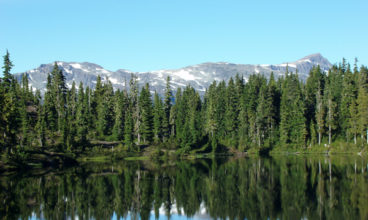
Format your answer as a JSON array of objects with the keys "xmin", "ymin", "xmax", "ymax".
[
  {"xmin": 153, "ymin": 92, "xmax": 163, "ymax": 143},
  {"xmin": 139, "ymin": 83, "xmax": 153, "ymax": 144},
  {"xmin": 50, "ymin": 62, "xmax": 67, "ymax": 133},
  {"xmin": 76, "ymin": 82, "xmax": 89, "ymax": 147},
  {"xmin": 224, "ymin": 78, "xmax": 238, "ymax": 140},
  {"xmin": 357, "ymin": 88, "xmax": 368, "ymax": 144},
  {"xmin": 67, "ymin": 81, "xmax": 77, "ymax": 147},
  {"xmin": 129, "ymin": 74, "xmax": 141, "ymax": 144},
  {"xmin": 324, "ymin": 68, "xmax": 340, "ymax": 145},
  {"xmin": 349, "ymin": 100, "xmax": 359, "ymax": 144},
  {"xmin": 266, "ymin": 72, "xmax": 280, "ymax": 146},
  {"xmin": 112, "ymin": 90, "xmax": 126, "ymax": 141},
  {"xmin": 280, "ymin": 73, "xmax": 306, "ymax": 147},
  {"xmin": 124, "ymin": 110, "xmax": 134, "ymax": 150},
  {"xmin": 340, "ymin": 65, "xmax": 356, "ymax": 141},
  {"xmin": 44, "ymin": 74, "xmax": 57, "ymax": 132},
  {"xmin": 315, "ymin": 80, "xmax": 324, "ymax": 145},
  {"xmin": 305, "ymin": 66, "xmax": 325, "ymax": 145},
  {"xmin": 2, "ymin": 50, "xmax": 14, "ymax": 91},
  {"xmin": 1, "ymin": 51, "xmax": 19, "ymax": 152},
  {"xmin": 35, "ymin": 106, "xmax": 46, "ymax": 148},
  {"xmin": 96, "ymin": 80, "xmax": 114, "ymax": 137},
  {"xmin": 19, "ymin": 94, "xmax": 29, "ymax": 147},
  {"xmin": 162, "ymin": 76, "xmax": 172, "ymax": 142},
  {"xmin": 255, "ymin": 85, "xmax": 268, "ymax": 147}
]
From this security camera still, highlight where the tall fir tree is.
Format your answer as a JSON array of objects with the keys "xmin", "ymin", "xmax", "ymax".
[
  {"xmin": 1, "ymin": 51, "xmax": 19, "ymax": 152},
  {"xmin": 139, "ymin": 83, "xmax": 153, "ymax": 144},
  {"xmin": 112, "ymin": 90, "xmax": 126, "ymax": 141},
  {"xmin": 153, "ymin": 92, "xmax": 163, "ymax": 143},
  {"xmin": 162, "ymin": 76, "xmax": 172, "ymax": 142},
  {"xmin": 76, "ymin": 82, "xmax": 89, "ymax": 147},
  {"xmin": 50, "ymin": 62, "xmax": 67, "ymax": 134},
  {"xmin": 280, "ymin": 73, "xmax": 306, "ymax": 147}
]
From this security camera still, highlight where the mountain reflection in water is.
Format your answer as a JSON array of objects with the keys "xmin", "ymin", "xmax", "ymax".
[{"xmin": 1, "ymin": 155, "xmax": 367, "ymax": 220}]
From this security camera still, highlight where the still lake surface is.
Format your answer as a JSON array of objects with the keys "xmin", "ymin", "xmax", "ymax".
[{"xmin": 1, "ymin": 155, "xmax": 368, "ymax": 220}]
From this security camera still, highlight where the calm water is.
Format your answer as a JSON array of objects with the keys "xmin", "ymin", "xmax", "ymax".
[{"xmin": 1, "ymin": 155, "xmax": 368, "ymax": 220}]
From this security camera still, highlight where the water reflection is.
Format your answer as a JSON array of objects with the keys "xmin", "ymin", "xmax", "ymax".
[{"xmin": 0, "ymin": 155, "xmax": 367, "ymax": 220}]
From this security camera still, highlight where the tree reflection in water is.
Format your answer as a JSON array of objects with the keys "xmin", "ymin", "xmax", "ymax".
[{"xmin": 0, "ymin": 155, "xmax": 367, "ymax": 220}]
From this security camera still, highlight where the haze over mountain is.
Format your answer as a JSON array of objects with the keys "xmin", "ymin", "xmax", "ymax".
[{"xmin": 15, "ymin": 53, "xmax": 331, "ymax": 95}]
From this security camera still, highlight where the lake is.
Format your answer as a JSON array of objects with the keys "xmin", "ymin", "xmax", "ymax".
[{"xmin": 1, "ymin": 155, "xmax": 367, "ymax": 220}]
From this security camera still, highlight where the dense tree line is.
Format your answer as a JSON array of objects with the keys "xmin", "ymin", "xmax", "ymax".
[{"xmin": 1, "ymin": 51, "xmax": 368, "ymax": 154}]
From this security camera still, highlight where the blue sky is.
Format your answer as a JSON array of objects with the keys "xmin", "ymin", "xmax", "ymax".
[{"xmin": 0, "ymin": 0, "xmax": 367, "ymax": 74}]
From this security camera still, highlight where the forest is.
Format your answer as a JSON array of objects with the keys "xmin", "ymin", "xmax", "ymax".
[{"xmin": 1, "ymin": 51, "xmax": 368, "ymax": 159}]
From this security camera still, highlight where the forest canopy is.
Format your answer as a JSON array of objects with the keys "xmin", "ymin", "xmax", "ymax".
[{"xmin": 1, "ymin": 51, "xmax": 368, "ymax": 156}]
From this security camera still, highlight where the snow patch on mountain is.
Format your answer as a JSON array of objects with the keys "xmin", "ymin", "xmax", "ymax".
[{"xmin": 15, "ymin": 53, "xmax": 332, "ymax": 96}]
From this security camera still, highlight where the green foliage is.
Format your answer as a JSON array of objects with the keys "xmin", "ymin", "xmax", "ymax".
[{"xmin": 1, "ymin": 51, "xmax": 368, "ymax": 156}]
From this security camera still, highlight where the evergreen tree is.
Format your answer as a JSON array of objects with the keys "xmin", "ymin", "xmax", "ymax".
[
  {"xmin": 280, "ymin": 73, "xmax": 306, "ymax": 147},
  {"xmin": 1, "ymin": 51, "xmax": 19, "ymax": 152},
  {"xmin": 162, "ymin": 76, "xmax": 172, "ymax": 142},
  {"xmin": 348, "ymin": 100, "xmax": 359, "ymax": 144},
  {"xmin": 153, "ymin": 92, "xmax": 163, "ymax": 143},
  {"xmin": 224, "ymin": 78, "xmax": 238, "ymax": 141},
  {"xmin": 44, "ymin": 74, "xmax": 57, "ymax": 132},
  {"xmin": 315, "ymin": 79, "xmax": 324, "ymax": 145},
  {"xmin": 35, "ymin": 106, "xmax": 46, "ymax": 148},
  {"xmin": 357, "ymin": 67, "xmax": 368, "ymax": 144},
  {"xmin": 129, "ymin": 74, "xmax": 141, "ymax": 144},
  {"xmin": 324, "ymin": 68, "xmax": 340, "ymax": 145},
  {"xmin": 50, "ymin": 62, "xmax": 67, "ymax": 133},
  {"xmin": 124, "ymin": 110, "xmax": 134, "ymax": 150},
  {"xmin": 76, "ymin": 82, "xmax": 89, "ymax": 146},
  {"xmin": 67, "ymin": 81, "xmax": 77, "ymax": 147},
  {"xmin": 2, "ymin": 50, "xmax": 14, "ymax": 91},
  {"xmin": 112, "ymin": 90, "xmax": 126, "ymax": 141},
  {"xmin": 255, "ymin": 85, "xmax": 268, "ymax": 147},
  {"xmin": 266, "ymin": 73, "xmax": 280, "ymax": 146},
  {"xmin": 340, "ymin": 65, "xmax": 356, "ymax": 141},
  {"xmin": 96, "ymin": 80, "xmax": 114, "ymax": 137},
  {"xmin": 139, "ymin": 83, "xmax": 153, "ymax": 144}
]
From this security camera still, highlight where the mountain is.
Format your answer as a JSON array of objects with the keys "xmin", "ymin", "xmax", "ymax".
[{"xmin": 15, "ymin": 53, "xmax": 331, "ymax": 95}]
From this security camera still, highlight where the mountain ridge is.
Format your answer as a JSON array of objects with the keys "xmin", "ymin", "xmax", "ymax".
[{"xmin": 15, "ymin": 53, "xmax": 332, "ymax": 95}]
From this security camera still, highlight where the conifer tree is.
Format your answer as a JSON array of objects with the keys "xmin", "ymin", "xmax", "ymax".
[
  {"xmin": 205, "ymin": 82, "xmax": 218, "ymax": 151},
  {"xmin": 44, "ymin": 74, "xmax": 57, "ymax": 132},
  {"xmin": 1, "ymin": 51, "xmax": 19, "ymax": 152},
  {"xmin": 129, "ymin": 74, "xmax": 141, "ymax": 144},
  {"xmin": 153, "ymin": 92, "xmax": 163, "ymax": 143},
  {"xmin": 112, "ymin": 90, "xmax": 126, "ymax": 141},
  {"xmin": 67, "ymin": 81, "xmax": 77, "ymax": 147},
  {"xmin": 2, "ymin": 50, "xmax": 13, "ymax": 91},
  {"xmin": 280, "ymin": 73, "xmax": 306, "ymax": 147},
  {"xmin": 315, "ymin": 80, "xmax": 324, "ymax": 145},
  {"xmin": 50, "ymin": 62, "xmax": 67, "ymax": 133},
  {"xmin": 255, "ymin": 85, "xmax": 268, "ymax": 147},
  {"xmin": 349, "ymin": 100, "xmax": 359, "ymax": 144},
  {"xmin": 76, "ymin": 82, "xmax": 89, "ymax": 146},
  {"xmin": 224, "ymin": 78, "xmax": 238, "ymax": 140},
  {"xmin": 35, "ymin": 106, "xmax": 46, "ymax": 148},
  {"xmin": 162, "ymin": 76, "xmax": 172, "ymax": 141},
  {"xmin": 357, "ymin": 67, "xmax": 368, "ymax": 144},
  {"xmin": 124, "ymin": 110, "xmax": 134, "ymax": 150},
  {"xmin": 340, "ymin": 65, "xmax": 356, "ymax": 140},
  {"xmin": 139, "ymin": 83, "xmax": 153, "ymax": 144},
  {"xmin": 266, "ymin": 72, "xmax": 280, "ymax": 146},
  {"xmin": 96, "ymin": 80, "xmax": 114, "ymax": 137}
]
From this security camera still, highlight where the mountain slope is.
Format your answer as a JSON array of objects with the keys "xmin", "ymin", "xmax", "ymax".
[{"xmin": 16, "ymin": 53, "xmax": 331, "ymax": 95}]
